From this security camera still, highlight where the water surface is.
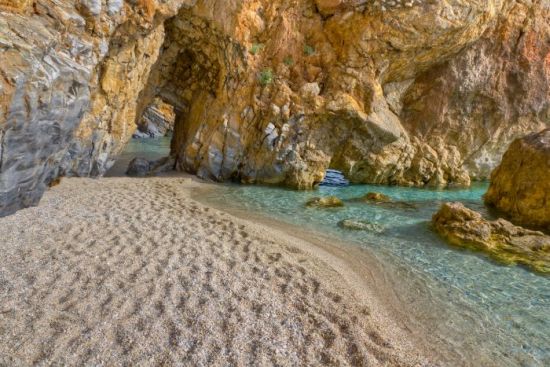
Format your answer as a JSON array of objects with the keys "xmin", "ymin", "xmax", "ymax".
[
  {"xmin": 199, "ymin": 182, "xmax": 550, "ymax": 366},
  {"xmin": 106, "ymin": 136, "xmax": 171, "ymax": 177}
]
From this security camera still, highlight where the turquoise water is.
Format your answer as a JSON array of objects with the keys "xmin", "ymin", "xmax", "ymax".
[
  {"xmin": 199, "ymin": 183, "xmax": 550, "ymax": 366},
  {"xmin": 106, "ymin": 136, "xmax": 171, "ymax": 177}
]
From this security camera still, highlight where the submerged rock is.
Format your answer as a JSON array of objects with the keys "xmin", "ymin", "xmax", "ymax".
[
  {"xmin": 305, "ymin": 196, "xmax": 344, "ymax": 208},
  {"xmin": 349, "ymin": 192, "xmax": 417, "ymax": 211},
  {"xmin": 357, "ymin": 192, "xmax": 392, "ymax": 203},
  {"xmin": 485, "ymin": 129, "xmax": 550, "ymax": 232},
  {"xmin": 432, "ymin": 202, "xmax": 550, "ymax": 274},
  {"xmin": 338, "ymin": 219, "xmax": 384, "ymax": 233}
]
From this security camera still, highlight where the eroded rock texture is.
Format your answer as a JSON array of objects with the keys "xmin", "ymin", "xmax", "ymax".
[
  {"xmin": 485, "ymin": 129, "xmax": 550, "ymax": 232},
  {"xmin": 432, "ymin": 202, "xmax": 550, "ymax": 274},
  {"xmin": 134, "ymin": 98, "xmax": 176, "ymax": 138},
  {"xmin": 0, "ymin": 0, "xmax": 549, "ymax": 215}
]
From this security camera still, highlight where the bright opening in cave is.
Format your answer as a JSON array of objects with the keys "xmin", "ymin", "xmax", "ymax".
[{"xmin": 105, "ymin": 98, "xmax": 175, "ymax": 177}]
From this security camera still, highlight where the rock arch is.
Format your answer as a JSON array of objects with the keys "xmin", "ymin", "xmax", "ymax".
[{"xmin": 0, "ymin": 0, "xmax": 548, "ymax": 215}]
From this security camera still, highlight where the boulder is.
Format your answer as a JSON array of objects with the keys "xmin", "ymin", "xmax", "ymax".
[
  {"xmin": 485, "ymin": 129, "xmax": 550, "ymax": 232},
  {"xmin": 126, "ymin": 156, "xmax": 175, "ymax": 177},
  {"xmin": 126, "ymin": 158, "xmax": 151, "ymax": 177},
  {"xmin": 432, "ymin": 202, "xmax": 550, "ymax": 274},
  {"xmin": 305, "ymin": 196, "xmax": 344, "ymax": 208}
]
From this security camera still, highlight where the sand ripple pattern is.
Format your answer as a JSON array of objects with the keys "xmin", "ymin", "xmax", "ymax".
[{"xmin": 0, "ymin": 178, "xmax": 420, "ymax": 366}]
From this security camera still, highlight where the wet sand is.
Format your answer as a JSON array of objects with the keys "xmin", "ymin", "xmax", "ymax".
[{"xmin": 0, "ymin": 176, "xmax": 431, "ymax": 366}]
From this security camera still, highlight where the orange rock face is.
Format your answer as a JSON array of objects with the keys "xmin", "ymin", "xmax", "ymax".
[
  {"xmin": 314, "ymin": 0, "xmax": 343, "ymax": 16},
  {"xmin": 0, "ymin": 0, "xmax": 32, "ymax": 13},
  {"xmin": 485, "ymin": 129, "xmax": 550, "ymax": 232},
  {"xmin": 0, "ymin": 0, "xmax": 548, "ymax": 215}
]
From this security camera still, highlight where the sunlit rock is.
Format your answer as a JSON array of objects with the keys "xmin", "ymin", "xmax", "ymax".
[
  {"xmin": 485, "ymin": 129, "xmax": 550, "ymax": 232},
  {"xmin": 0, "ymin": 0, "xmax": 548, "ymax": 215},
  {"xmin": 432, "ymin": 202, "xmax": 550, "ymax": 274},
  {"xmin": 306, "ymin": 196, "xmax": 345, "ymax": 208},
  {"xmin": 356, "ymin": 192, "xmax": 392, "ymax": 203}
]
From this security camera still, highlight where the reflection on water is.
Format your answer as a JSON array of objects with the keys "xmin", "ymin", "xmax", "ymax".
[
  {"xmin": 105, "ymin": 136, "xmax": 171, "ymax": 177},
  {"xmin": 200, "ymin": 182, "xmax": 550, "ymax": 366}
]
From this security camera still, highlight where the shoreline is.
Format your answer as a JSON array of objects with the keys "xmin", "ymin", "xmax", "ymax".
[
  {"xmin": 189, "ymin": 182, "xmax": 439, "ymax": 362},
  {"xmin": 0, "ymin": 175, "xmax": 432, "ymax": 366},
  {"xmin": 191, "ymin": 178, "xmax": 550, "ymax": 367},
  {"xmin": 189, "ymin": 182, "xmax": 469, "ymax": 366}
]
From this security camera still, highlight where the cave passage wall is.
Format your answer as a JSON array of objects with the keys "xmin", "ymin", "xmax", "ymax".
[{"xmin": 0, "ymin": 0, "xmax": 548, "ymax": 216}]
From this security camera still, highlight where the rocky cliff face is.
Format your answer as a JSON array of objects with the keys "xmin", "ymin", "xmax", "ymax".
[
  {"xmin": 485, "ymin": 129, "xmax": 550, "ymax": 232},
  {"xmin": 1, "ymin": 0, "xmax": 548, "ymax": 215}
]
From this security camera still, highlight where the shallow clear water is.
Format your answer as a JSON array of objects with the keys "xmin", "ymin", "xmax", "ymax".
[
  {"xmin": 105, "ymin": 136, "xmax": 171, "ymax": 177},
  {"xmin": 200, "ymin": 183, "xmax": 550, "ymax": 366}
]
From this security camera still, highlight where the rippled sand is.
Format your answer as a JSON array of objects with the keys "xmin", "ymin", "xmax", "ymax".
[{"xmin": 0, "ymin": 176, "xmax": 429, "ymax": 366}]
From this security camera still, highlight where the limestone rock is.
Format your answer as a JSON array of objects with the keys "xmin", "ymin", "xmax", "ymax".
[
  {"xmin": 107, "ymin": 0, "xmax": 123, "ymax": 15},
  {"xmin": 306, "ymin": 196, "xmax": 344, "ymax": 208},
  {"xmin": 315, "ymin": 0, "xmax": 344, "ymax": 16},
  {"xmin": 357, "ymin": 192, "xmax": 392, "ymax": 203},
  {"xmin": 135, "ymin": 98, "xmax": 176, "ymax": 138},
  {"xmin": 349, "ymin": 192, "xmax": 417, "ymax": 210},
  {"xmin": 0, "ymin": 0, "xmax": 32, "ymax": 13},
  {"xmin": 0, "ymin": 0, "xmax": 548, "ymax": 215},
  {"xmin": 80, "ymin": 0, "xmax": 101, "ymax": 16},
  {"xmin": 485, "ymin": 129, "xmax": 550, "ymax": 231},
  {"xmin": 432, "ymin": 202, "xmax": 550, "ymax": 274}
]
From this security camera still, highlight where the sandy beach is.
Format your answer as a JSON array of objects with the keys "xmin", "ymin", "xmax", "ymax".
[{"xmin": 0, "ymin": 176, "xmax": 430, "ymax": 366}]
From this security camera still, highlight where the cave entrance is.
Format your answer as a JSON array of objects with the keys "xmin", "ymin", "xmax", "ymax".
[
  {"xmin": 105, "ymin": 7, "xmax": 225, "ymax": 179},
  {"xmin": 104, "ymin": 98, "xmax": 176, "ymax": 177}
]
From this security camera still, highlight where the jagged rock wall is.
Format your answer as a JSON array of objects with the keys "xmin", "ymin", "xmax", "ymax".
[
  {"xmin": 0, "ymin": 0, "xmax": 548, "ymax": 215},
  {"xmin": 160, "ymin": 0, "xmax": 548, "ymax": 188},
  {"xmin": 0, "ymin": 0, "xmax": 188, "ymax": 215}
]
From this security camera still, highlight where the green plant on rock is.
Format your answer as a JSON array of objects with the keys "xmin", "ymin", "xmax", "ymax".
[
  {"xmin": 303, "ymin": 44, "xmax": 315, "ymax": 56},
  {"xmin": 259, "ymin": 68, "xmax": 274, "ymax": 86},
  {"xmin": 283, "ymin": 56, "xmax": 294, "ymax": 66},
  {"xmin": 249, "ymin": 43, "xmax": 264, "ymax": 55}
]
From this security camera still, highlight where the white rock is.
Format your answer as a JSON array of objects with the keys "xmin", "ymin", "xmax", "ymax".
[
  {"xmin": 81, "ymin": 0, "xmax": 102, "ymax": 16},
  {"xmin": 107, "ymin": 0, "xmax": 124, "ymax": 15},
  {"xmin": 300, "ymin": 82, "xmax": 321, "ymax": 99}
]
